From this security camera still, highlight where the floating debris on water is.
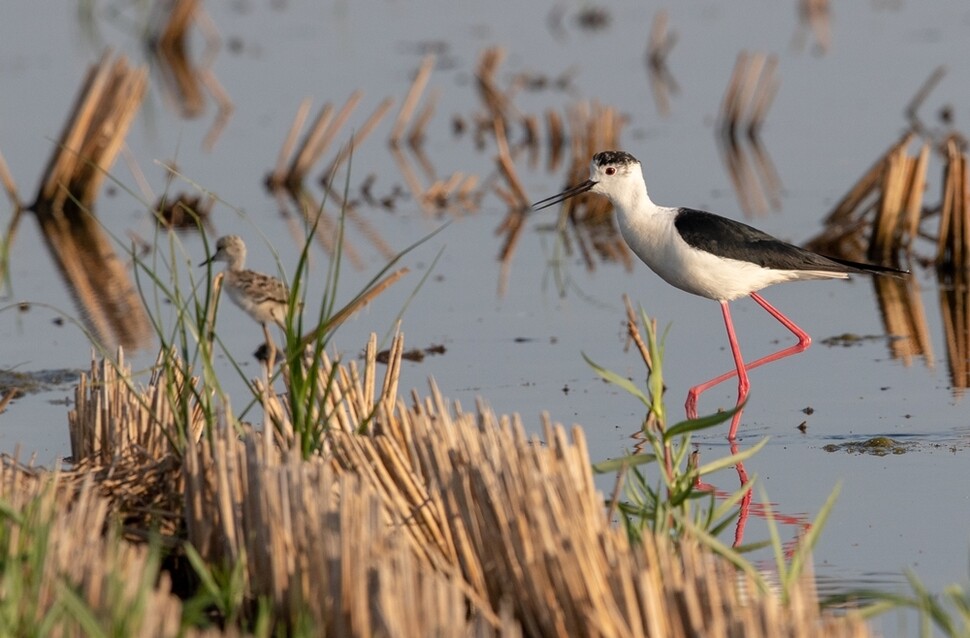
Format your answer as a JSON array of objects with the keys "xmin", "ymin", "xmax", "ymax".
[
  {"xmin": 823, "ymin": 437, "xmax": 909, "ymax": 456},
  {"xmin": 0, "ymin": 368, "xmax": 83, "ymax": 396},
  {"xmin": 153, "ymin": 192, "xmax": 213, "ymax": 229},
  {"xmin": 821, "ymin": 332, "xmax": 901, "ymax": 348},
  {"xmin": 376, "ymin": 342, "xmax": 445, "ymax": 364}
]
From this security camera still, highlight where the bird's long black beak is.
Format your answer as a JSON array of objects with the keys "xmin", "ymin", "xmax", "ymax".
[
  {"xmin": 198, "ymin": 256, "xmax": 214, "ymax": 267},
  {"xmin": 531, "ymin": 179, "xmax": 597, "ymax": 211}
]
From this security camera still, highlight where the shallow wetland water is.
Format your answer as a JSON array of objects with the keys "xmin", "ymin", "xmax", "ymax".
[{"xmin": 2, "ymin": 2, "xmax": 970, "ymax": 635}]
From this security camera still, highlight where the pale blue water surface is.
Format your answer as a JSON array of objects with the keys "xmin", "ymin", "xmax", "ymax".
[{"xmin": 2, "ymin": 2, "xmax": 970, "ymax": 635}]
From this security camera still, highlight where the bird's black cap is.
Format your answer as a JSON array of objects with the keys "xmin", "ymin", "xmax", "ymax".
[{"xmin": 593, "ymin": 151, "xmax": 639, "ymax": 166}]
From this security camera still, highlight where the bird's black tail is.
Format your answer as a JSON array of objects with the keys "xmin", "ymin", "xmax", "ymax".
[{"xmin": 824, "ymin": 255, "xmax": 910, "ymax": 278}]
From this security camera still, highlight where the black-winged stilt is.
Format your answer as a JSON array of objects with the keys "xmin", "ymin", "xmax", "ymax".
[{"xmin": 533, "ymin": 150, "xmax": 907, "ymax": 439}]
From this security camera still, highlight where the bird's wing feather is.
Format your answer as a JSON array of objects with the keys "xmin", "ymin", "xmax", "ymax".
[
  {"xmin": 821, "ymin": 255, "xmax": 909, "ymax": 277},
  {"xmin": 237, "ymin": 270, "xmax": 290, "ymax": 303},
  {"xmin": 674, "ymin": 209, "xmax": 860, "ymax": 273}
]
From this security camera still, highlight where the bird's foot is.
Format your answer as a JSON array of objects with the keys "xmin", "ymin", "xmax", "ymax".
[
  {"xmin": 684, "ymin": 392, "xmax": 700, "ymax": 420},
  {"xmin": 254, "ymin": 341, "xmax": 279, "ymax": 369}
]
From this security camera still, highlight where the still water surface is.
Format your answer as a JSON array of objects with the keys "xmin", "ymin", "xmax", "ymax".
[{"xmin": 2, "ymin": 2, "xmax": 970, "ymax": 635}]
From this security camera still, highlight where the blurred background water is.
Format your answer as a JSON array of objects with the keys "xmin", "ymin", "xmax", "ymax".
[{"xmin": 2, "ymin": 2, "xmax": 970, "ymax": 635}]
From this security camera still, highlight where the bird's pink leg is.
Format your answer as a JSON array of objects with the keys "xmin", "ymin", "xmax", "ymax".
[
  {"xmin": 721, "ymin": 301, "xmax": 750, "ymax": 438},
  {"xmin": 685, "ymin": 292, "xmax": 812, "ymax": 439}
]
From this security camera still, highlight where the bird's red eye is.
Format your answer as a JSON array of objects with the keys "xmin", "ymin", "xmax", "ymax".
[{"xmin": 605, "ymin": 167, "xmax": 616, "ymax": 175}]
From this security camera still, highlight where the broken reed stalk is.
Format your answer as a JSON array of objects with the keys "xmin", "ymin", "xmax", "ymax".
[
  {"xmin": 285, "ymin": 190, "xmax": 364, "ymax": 268},
  {"xmin": 407, "ymin": 87, "xmax": 439, "ymax": 147},
  {"xmin": 646, "ymin": 9, "xmax": 675, "ymax": 70},
  {"xmin": 426, "ymin": 174, "xmax": 480, "ymax": 214},
  {"xmin": 300, "ymin": 91, "xmax": 361, "ymax": 180},
  {"xmin": 797, "ymin": 0, "xmax": 831, "ymax": 53},
  {"xmin": 498, "ymin": 102, "xmax": 624, "ymax": 273},
  {"xmin": 522, "ymin": 113, "xmax": 540, "ymax": 158},
  {"xmin": 807, "ymin": 132, "xmax": 925, "ymax": 264},
  {"xmin": 153, "ymin": 191, "xmax": 215, "ymax": 229},
  {"xmin": 27, "ymin": 55, "xmax": 154, "ymax": 351},
  {"xmin": 720, "ymin": 52, "xmax": 751, "ymax": 135},
  {"xmin": 511, "ymin": 102, "xmax": 630, "ymax": 272},
  {"xmin": 869, "ymin": 140, "xmax": 928, "ymax": 266},
  {"xmin": 719, "ymin": 51, "xmax": 778, "ymax": 138},
  {"xmin": 872, "ymin": 147, "xmax": 907, "ymax": 258},
  {"xmin": 824, "ymin": 133, "xmax": 914, "ymax": 226},
  {"xmin": 493, "ymin": 117, "xmax": 530, "ymax": 209},
  {"xmin": 34, "ymin": 52, "xmax": 148, "ymax": 211},
  {"xmin": 545, "ymin": 108, "xmax": 565, "ymax": 170},
  {"xmin": 0, "ymin": 148, "xmax": 20, "ymax": 210},
  {"xmin": 623, "ymin": 294, "xmax": 653, "ymax": 374},
  {"xmin": 872, "ymin": 276, "xmax": 933, "ymax": 368},
  {"xmin": 939, "ymin": 270, "xmax": 970, "ymax": 392},
  {"xmin": 32, "ymin": 183, "xmax": 154, "ymax": 350},
  {"xmin": 496, "ymin": 205, "xmax": 525, "ymax": 267},
  {"xmin": 905, "ymin": 65, "xmax": 947, "ymax": 122},
  {"xmin": 904, "ymin": 143, "xmax": 930, "ymax": 253},
  {"xmin": 154, "ymin": 0, "xmax": 197, "ymax": 49},
  {"xmin": 747, "ymin": 56, "xmax": 779, "ymax": 135},
  {"xmin": 323, "ymin": 96, "xmax": 395, "ymax": 180},
  {"xmin": 390, "ymin": 54, "xmax": 435, "ymax": 145},
  {"xmin": 717, "ymin": 116, "xmax": 783, "ymax": 217},
  {"xmin": 288, "ymin": 101, "xmax": 335, "ymax": 181},
  {"xmin": 389, "ymin": 138, "xmax": 480, "ymax": 216},
  {"xmin": 269, "ymin": 100, "xmax": 340, "ymax": 188},
  {"xmin": 812, "ymin": 125, "xmax": 970, "ymax": 269},
  {"xmin": 275, "ymin": 98, "xmax": 312, "ymax": 175},
  {"xmin": 0, "ymin": 388, "xmax": 17, "ymax": 415},
  {"xmin": 296, "ymin": 267, "xmax": 409, "ymax": 350},
  {"xmin": 347, "ymin": 201, "xmax": 398, "ymax": 261},
  {"xmin": 150, "ymin": 49, "xmax": 203, "ymax": 122},
  {"xmin": 270, "ymin": 89, "xmax": 395, "ymax": 190},
  {"xmin": 555, "ymin": 101, "xmax": 624, "ymax": 221},
  {"xmin": 937, "ymin": 136, "xmax": 970, "ymax": 269},
  {"xmin": 475, "ymin": 47, "xmax": 517, "ymax": 124},
  {"xmin": 645, "ymin": 9, "xmax": 679, "ymax": 118}
]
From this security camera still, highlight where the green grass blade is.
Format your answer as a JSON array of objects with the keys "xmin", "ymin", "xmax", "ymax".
[
  {"xmin": 694, "ymin": 437, "xmax": 768, "ymax": 476},
  {"xmin": 676, "ymin": 513, "xmax": 771, "ymax": 596},
  {"xmin": 592, "ymin": 453, "xmax": 659, "ymax": 474},
  {"xmin": 55, "ymin": 582, "xmax": 108, "ymax": 638},
  {"xmin": 782, "ymin": 481, "xmax": 841, "ymax": 595},
  {"xmin": 582, "ymin": 352, "xmax": 652, "ymax": 408},
  {"xmin": 664, "ymin": 404, "xmax": 741, "ymax": 440}
]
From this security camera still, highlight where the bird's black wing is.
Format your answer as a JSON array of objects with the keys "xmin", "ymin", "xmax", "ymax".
[
  {"xmin": 674, "ymin": 208, "xmax": 856, "ymax": 273},
  {"xmin": 822, "ymin": 255, "xmax": 908, "ymax": 276}
]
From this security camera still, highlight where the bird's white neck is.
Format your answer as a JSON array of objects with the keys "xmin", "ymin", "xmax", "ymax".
[
  {"xmin": 607, "ymin": 174, "xmax": 681, "ymax": 281},
  {"xmin": 603, "ymin": 173, "xmax": 664, "ymax": 227}
]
